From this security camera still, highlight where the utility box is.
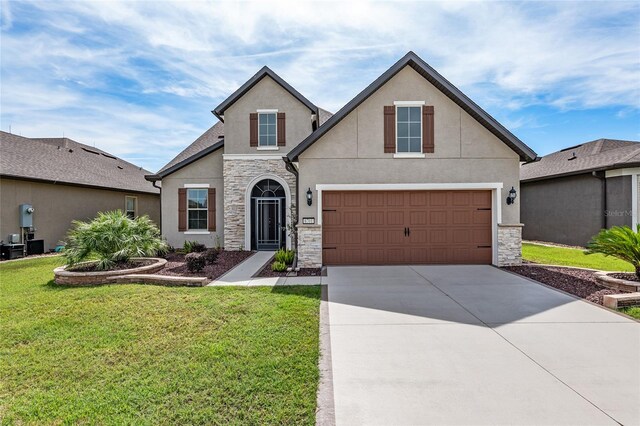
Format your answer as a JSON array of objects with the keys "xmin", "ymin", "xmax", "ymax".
[{"xmin": 19, "ymin": 204, "xmax": 34, "ymax": 228}]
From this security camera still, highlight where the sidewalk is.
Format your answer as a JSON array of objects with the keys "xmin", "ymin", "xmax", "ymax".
[{"xmin": 208, "ymin": 251, "xmax": 324, "ymax": 286}]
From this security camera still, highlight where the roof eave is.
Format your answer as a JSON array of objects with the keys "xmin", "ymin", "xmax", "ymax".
[{"xmin": 521, "ymin": 161, "xmax": 640, "ymax": 183}]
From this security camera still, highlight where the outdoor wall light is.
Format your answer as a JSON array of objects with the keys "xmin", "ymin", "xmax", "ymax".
[
  {"xmin": 506, "ymin": 186, "xmax": 517, "ymax": 205},
  {"xmin": 306, "ymin": 188, "xmax": 313, "ymax": 206}
]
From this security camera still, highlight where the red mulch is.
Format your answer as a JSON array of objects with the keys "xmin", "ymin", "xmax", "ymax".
[
  {"xmin": 609, "ymin": 272, "xmax": 639, "ymax": 282},
  {"xmin": 157, "ymin": 250, "xmax": 253, "ymax": 280},
  {"xmin": 502, "ymin": 265, "xmax": 620, "ymax": 305},
  {"xmin": 257, "ymin": 262, "xmax": 322, "ymax": 277}
]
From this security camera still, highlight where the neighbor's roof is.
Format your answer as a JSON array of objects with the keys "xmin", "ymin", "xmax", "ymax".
[
  {"xmin": 212, "ymin": 66, "xmax": 318, "ymax": 120},
  {"xmin": 152, "ymin": 108, "xmax": 333, "ymax": 180},
  {"xmin": 521, "ymin": 139, "xmax": 640, "ymax": 182},
  {"xmin": 0, "ymin": 131, "xmax": 158, "ymax": 194},
  {"xmin": 288, "ymin": 51, "xmax": 537, "ymax": 162}
]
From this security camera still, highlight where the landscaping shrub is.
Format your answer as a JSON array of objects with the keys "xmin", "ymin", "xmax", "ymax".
[
  {"xmin": 185, "ymin": 252, "xmax": 206, "ymax": 273},
  {"xmin": 587, "ymin": 224, "xmax": 640, "ymax": 279},
  {"xmin": 183, "ymin": 240, "xmax": 206, "ymax": 254},
  {"xmin": 271, "ymin": 261, "xmax": 287, "ymax": 272},
  {"xmin": 204, "ymin": 248, "xmax": 220, "ymax": 265},
  {"xmin": 64, "ymin": 210, "xmax": 167, "ymax": 271},
  {"xmin": 274, "ymin": 249, "xmax": 295, "ymax": 265}
]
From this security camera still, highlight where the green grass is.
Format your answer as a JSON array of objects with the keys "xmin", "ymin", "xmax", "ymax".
[
  {"xmin": 0, "ymin": 256, "xmax": 320, "ymax": 425},
  {"xmin": 522, "ymin": 243, "xmax": 635, "ymax": 272},
  {"xmin": 619, "ymin": 307, "xmax": 640, "ymax": 320}
]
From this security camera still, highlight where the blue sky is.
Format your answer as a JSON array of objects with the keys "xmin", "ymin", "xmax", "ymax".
[{"xmin": 1, "ymin": 0, "xmax": 639, "ymax": 172}]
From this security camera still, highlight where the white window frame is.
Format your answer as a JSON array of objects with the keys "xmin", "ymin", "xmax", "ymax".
[
  {"xmin": 186, "ymin": 188, "xmax": 208, "ymax": 231},
  {"xmin": 257, "ymin": 109, "xmax": 278, "ymax": 148},
  {"xmin": 394, "ymin": 102, "xmax": 424, "ymax": 157},
  {"xmin": 124, "ymin": 196, "xmax": 137, "ymax": 219}
]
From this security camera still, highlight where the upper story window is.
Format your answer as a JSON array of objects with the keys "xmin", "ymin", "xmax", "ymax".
[
  {"xmin": 125, "ymin": 196, "xmax": 137, "ymax": 219},
  {"xmin": 187, "ymin": 189, "xmax": 208, "ymax": 230},
  {"xmin": 396, "ymin": 105, "xmax": 422, "ymax": 153},
  {"xmin": 258, "ymin": 112, "xmax": 277, "ymax": 146}
]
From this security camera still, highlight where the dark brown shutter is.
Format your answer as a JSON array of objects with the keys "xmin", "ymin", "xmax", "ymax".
[
  {"xmin": 207, "ymin": 188, "xmax": 216, "ymax": 231},
  {"xmin": 178, "ymin": 188, "xmax": 187, "ymax": 231},
  {"xmin": 277, "ymin": 112, "xmax": 286, "ymax": 146},
  {"xmin": 384, "ymin": 106, "xmax": 395, "ymax": 153},
  {"xmin": 423, "ymin": 105, "xmax": 434, "ymax": 153},
  {"xmin": 249, "ymin": 113, "xmax": 258, "ymax": 147}
]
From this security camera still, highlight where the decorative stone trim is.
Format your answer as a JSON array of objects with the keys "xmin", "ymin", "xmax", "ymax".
[
  {"xmin": 298, "ymin": 224, "xmax": 322, "ymax": 268},
  {"xmin": 497, "ymin": 224, "xmax": 523, "ymax": 267},
  {"xmin": 603, "ymin": 292, "xmax": 640, "ymax": 309},
  {"xmin": 54, "ymin": 258, "xmax": 167, "ymax": 286},
  {"xmin": 594, "ymin": 272, "xmax": 640, "ymax": 293},
  {"xmin": 223, "ymin": 159, "xmax": 296, "ymax": 250}
]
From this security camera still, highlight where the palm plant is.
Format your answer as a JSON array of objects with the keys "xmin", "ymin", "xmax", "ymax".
[
  {"xmin": 586, "ymin": 225, "xmax": 640, "ymax": 279},
  {"xmin": 64, "ymin": 210, "xmax": 168, "ymax": 270}
]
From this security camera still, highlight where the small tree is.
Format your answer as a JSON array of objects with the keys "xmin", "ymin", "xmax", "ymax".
[
  {"xmin": 586, "ymin": 225, "xmax": 640, "ymax": 279},
  {"xmin": 64, "ymin": 211, "xmax": 168, "ymax": 270}
]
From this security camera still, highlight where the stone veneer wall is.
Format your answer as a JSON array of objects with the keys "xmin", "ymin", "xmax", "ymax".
[
  {"xmin": 497, "ymin": 224, "xmax": 523, "ymax": 266},
  {"xmin": 223, "ymin": 159, "xmax": 296, "ymax": 250},
  {"xmin": 297, "ymin": 225, "xmax": 322, "ymax": 268}
]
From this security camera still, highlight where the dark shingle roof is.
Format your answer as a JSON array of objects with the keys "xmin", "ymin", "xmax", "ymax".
[
  {"xmin": 288, "ymin": 51, "xmax": 537, "ymax": 162},
  {"xmin": 0, "ymin": 131, "xmax": 158, "ymax": 194},
  {"xmin": 521, "ymin": 139, "xmax": 640, "ymax": 182}
]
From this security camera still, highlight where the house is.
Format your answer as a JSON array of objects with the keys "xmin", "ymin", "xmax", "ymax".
[
  {"xmin": 0, "ymin": 131, "xmax": 160, "ymax": 252},
  {"xmin": 520, "ymin": 139, "xmax": 640, "ymax": 246},
  {"xmin": 146, "ymin": 51, "xmax": 537, "ymax": 267}
]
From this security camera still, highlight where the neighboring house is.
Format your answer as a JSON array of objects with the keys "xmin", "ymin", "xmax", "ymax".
[
  {"xmin": 521, "ymin": 139, "xmax": 640, "ymax": 246},
  {"xmin": 0, "ymin": 131, "xmax": 160, "ymax": 252},
  {"xmin": 147, "ymin": 51, "xmax": 537, "ymax": 267}
]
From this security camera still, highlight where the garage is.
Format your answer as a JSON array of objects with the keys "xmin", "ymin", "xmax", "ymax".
[{"xmin": 321, "ymin": 190, "xmax": 492, "ymax": 265}]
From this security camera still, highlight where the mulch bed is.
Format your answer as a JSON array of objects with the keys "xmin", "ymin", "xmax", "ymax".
[
  {"xmin": 157, "ymin": 250, "xmax": 253, "ymax": 280},
  {"xmin": 609, "ymin": 273, "xmax": 639, "ymax": 282},
  {"xmin": 68, "ymin": 259, "xmax": 155, "ymax": 272},
  {"xmin": 257, "ymin": 261, "xmax": 322, "ymax": 278},
  {"xmin": 502, "ymin": 265, "xmax": 621, "ymax": 305}
]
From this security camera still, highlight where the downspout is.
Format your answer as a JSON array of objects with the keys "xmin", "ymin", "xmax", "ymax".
[
  {"xmin": 283, "ymin": 156, "xmax": 299, "ymax": 269},
  {"xmin": 152, "ymin": 180, "xmax": 162, "ymax": 232}
]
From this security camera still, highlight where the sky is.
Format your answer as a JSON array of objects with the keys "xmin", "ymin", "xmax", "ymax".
[{"xmin": 1, "ymin": 0, "xmax": 639, "ymax": 173}]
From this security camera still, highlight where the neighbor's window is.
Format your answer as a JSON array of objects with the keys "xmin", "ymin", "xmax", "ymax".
[
  {"xmin": 187, "ymin": 189, "xmax": 208, "ymax": 230},
  {"xmin": 125, "ymin": 196, "xmax": 137, "ymax": 219},
  {"xmin": 396, "ymin": 106, "xmax": 422, "ymax": 153},
  {"xmin": 258, "ymin": 112, "xmax": 277, "ymax": 146}
]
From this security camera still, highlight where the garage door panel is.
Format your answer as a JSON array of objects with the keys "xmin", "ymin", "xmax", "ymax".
[{"xmin": 322, "ymin": 190, "xmax": 492, "ymax": 265}]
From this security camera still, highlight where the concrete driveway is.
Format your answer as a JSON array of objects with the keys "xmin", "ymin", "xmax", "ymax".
[{"xmin": 323, "ymin": 265, "xmax": 639, "ymax": 425}]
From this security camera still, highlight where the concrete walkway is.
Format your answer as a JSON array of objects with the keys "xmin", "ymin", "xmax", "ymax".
[
  {"xmin": 208, "ymin": 251, "xmax": 324, "ymax": 286},
  {"xmin": 324, "ymin": 265, "xmax": 639, "ymax": 425}
]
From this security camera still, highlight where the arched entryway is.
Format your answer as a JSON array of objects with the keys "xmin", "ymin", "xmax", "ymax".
[{"xmin": 249, "ymin": 178, "xmax": 287, "ymax": 250}]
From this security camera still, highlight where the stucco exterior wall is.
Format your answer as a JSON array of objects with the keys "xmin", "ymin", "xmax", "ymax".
[
  {"xmin": 223, "ymin": 76, "xmax": 314, "ymax": 155},
  {"xmin": 605, "ymin": 175, "xmax": 633, "ymax": 229},
  {"xmin": 297, "ymin": 66, "xmax": 521, "ymax": 225},
  {"xmin": 0, "ymin": 177, "xmax": 159, "ymax": 251},
  {"xmin": 160, "ymin": 149, "xmax": 224, "ymax": 249}
]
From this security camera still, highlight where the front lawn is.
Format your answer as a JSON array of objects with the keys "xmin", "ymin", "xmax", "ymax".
[
  {"xmin": 522, "ymin": 242, "xmax": 634, "ymax": 272},
  {"xmin": 619, "ymin": 307, "xmax": 640, "ymax": 320},
  {"xmin": 0, "ymin": 256, "xmax": 320, "ymax": 425}
]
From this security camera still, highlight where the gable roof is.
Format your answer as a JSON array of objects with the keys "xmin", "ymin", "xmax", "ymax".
[
  {"xmin": 521, "ymin": 138, "xmax": 640, "ymax": 182},
  {"xmin": 0, "ymin": 131, "xmax": 158, "ymax": 194},
  {"xmin": 212, "ymin": 66, "xmax": 318, "ymax": 121},
  {"xmin": 287, "ymin": 51, "xmax": 537, "ymax": 162}
]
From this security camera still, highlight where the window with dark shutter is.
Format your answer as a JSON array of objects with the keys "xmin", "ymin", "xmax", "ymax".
[
  {"xmin": 249, "ymin": 113, "xmax": 258, "ymax": 147},
  {"xmin": 178, "ymin": 188, "xmax": 187, "ymax": 231},
  {"xmin": 277, "ymin": 112, "xmax": 286, "ymax": 146},
  {"xmin": 208, "ymin": 188, "xmax": 216, "ymax": 231},
  {"xmin": 383, "ymin": 106, "xmax": 395, "ymax": 153},
  {"xmin": 423, "ymin": 105, "xmax": 434, "ymax": 153}
]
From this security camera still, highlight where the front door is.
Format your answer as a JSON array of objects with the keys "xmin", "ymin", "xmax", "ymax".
[{"xmin": 255, "ymin": 198, "xmax": 282, "ymax": 250}]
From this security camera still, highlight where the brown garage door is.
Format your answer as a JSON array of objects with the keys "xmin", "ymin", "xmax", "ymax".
[{"xmin": 322, "ymin": 190, "xmax": 492, "ymax": 265}]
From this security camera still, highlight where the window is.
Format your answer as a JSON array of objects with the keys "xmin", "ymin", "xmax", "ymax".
[
  {"xmin": 187, "ymin": 189, "xmax": 208, "ymax": 230},
  {"xmin": 125, "ymin": 196, "xmax": 137, "ymax": 219},
  {"xmin": 258, "ymin": 112, "xmax": 277, "ymax": 146},
  {"xmin": 396, "ymin": 106, "xmax": 422, "ymax": 153}
]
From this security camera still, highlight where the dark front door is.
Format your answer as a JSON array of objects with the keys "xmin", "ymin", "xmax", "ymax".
[{"xmin": 255, "ymin": 198, "xmax": 282, "ymax": 250}]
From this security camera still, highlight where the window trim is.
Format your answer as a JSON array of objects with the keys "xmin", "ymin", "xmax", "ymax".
[
  {"xmin": 186, "ymin": 188, "xmax": 208, "ymax": 231},
  {"xmin": 257, "ymin": 110, "xmax": 278, "ymax": 147},
  {"xmin": 124, "ymin": 196, "xmax": 137, "ymax": 219},
  {"xmin": 395, "ymin": 103, "xmax": 423, "ymax": 154}
]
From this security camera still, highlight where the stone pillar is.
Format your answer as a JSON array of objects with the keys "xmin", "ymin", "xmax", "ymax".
[
  {"xmin": 497, "ymin": 223, "xmax": 523, "ymax": 266},
  {"xmin": 297, "ymin": 225, "xmax": 322, "ymax": 268}
]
